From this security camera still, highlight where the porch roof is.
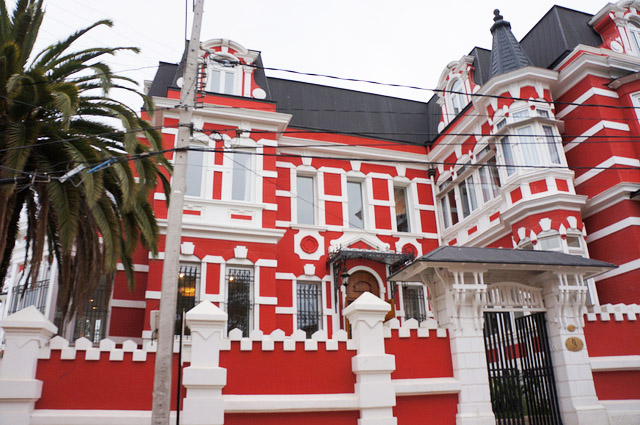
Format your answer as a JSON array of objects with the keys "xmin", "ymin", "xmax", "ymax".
[{"xmin": 389, "ymin": 246, "xmax": 616, "ymax": 281}]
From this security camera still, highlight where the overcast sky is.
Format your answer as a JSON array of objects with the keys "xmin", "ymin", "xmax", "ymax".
[{"xmin": 25, "ymin": 0, "xmax": 609, "ymax": 107}]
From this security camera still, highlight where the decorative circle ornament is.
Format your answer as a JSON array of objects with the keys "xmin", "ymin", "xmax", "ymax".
[
  {"xmin": 300, "ymin": 236, "xmax": 319, "ymax": 254},
  {"xmin": 565, "ymin": 337, "xmax": 584, "ymax": 352},
  {"xmin": 401, "ymin": 244, "xmax": 417, "ymax": 258}
]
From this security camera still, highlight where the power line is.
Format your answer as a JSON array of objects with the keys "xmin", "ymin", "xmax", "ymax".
[{"xmin": 209, "ymin": 56, "xmax": 640, "ymax": 111}]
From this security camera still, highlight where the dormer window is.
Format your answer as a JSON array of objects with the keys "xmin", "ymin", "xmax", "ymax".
[
  {"xmin": 207, "ymin": 56, "xmax": 238, "ymax": 95},
  {"xmin": 449, "ymin": 79, "xmax": 466, "ymax": 115},
  {"xmin": 628, "ymin": 21, "xmax": 640, "ymax": 54}
]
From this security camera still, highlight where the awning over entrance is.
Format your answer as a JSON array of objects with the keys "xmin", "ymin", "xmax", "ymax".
[
  {"xmin": 389, "ymin": 246, "xmax": 616, "ymax": 282},
  {"xmin": 327, "ymin": 248, "xmax": 414, "ymax": 272}
]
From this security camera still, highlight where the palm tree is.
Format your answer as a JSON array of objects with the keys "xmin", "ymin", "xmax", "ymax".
[{"xmin": 0, "ymin": 0, "xmax": 171, "ymax": 323}]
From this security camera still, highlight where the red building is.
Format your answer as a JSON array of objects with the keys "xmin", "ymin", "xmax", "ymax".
[{"xmin": 1, "ymin": 1, "xmax": 639, "ymax": 424}]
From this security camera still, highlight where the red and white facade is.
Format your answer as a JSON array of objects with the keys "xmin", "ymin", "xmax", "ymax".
[{"xmin": 2, "ymin": 2, "xmax": 640, "ymax": 424}]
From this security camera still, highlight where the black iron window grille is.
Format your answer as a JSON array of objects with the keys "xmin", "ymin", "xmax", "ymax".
[
  {"xmin": 74, "ymin": 279, "xmax": 110, "ymax": 344},
  {"xmin": 9, "ymin": 268, "xmax": 51, "ymax": 315},
  {"xmin": 402, "ymin": 285, "xmax": 427, "ymax": 323},
  {"xmin": 226, "ymin": 268, "xmax": 253, "ymax": 337},
  {"xmin": 297, "ymin": 282, "xmax": 322, "ymax": 338},
  {"xmin": 176, "ymin": 264, "xmax": 200, "ymax": 336}
]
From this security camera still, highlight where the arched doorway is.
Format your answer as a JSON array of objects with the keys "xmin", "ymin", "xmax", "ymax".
[{"xmin": 345, "ymin": 270, "xmax": 380, "ymax": 306}]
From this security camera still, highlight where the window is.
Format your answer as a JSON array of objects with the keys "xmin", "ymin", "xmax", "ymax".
[
  {"xmin": 207, "ymin": 58, "xmax": 237, "ymax": 94},
  {"xmin": 347, "ymin": 181, "xmax": 364, "ymax": 229},
  {"xmin": 297, "ymin": 282, "xmax": 322, "ymax": 338},
  {"xmin": 176, "ymin": 264, "xmax": 200, "ymax": 335},
  {"xmin": 74, "ymin": 278, "xmax": 110, "ymax": 344},
  {"xmin": 500, "ymin": 137, "xmax": 516, "ymax": 176},
  {"xmin": 538, "ymin": 235, "xmax": 562, "ymax": 251},
  {"xmin": 9, "ymin": 267, "xmax": 50, "ymax": 315},
  {"xmin": 440, "ymin": 188, "xmax": 459, "ymax": 229},
  {"xmin": 296, "ymin": 175, "xmax": 315, "ymax": 225},
  {"xmin": 403, "ymin": 285, "xmax": 427, "ymax": 323},
  {"xmin": 231, "ymin": 150, "xmax": 252, "ymax": 201},
  {"xmin": 479, "ymin": 158, "xmax": 501, "ymax": 202},
  {"xmin": 542, "ymin": 125, "xmax": 561, "ymax": 165},
  {"xmin": 394, "ymin": 186, "xmax": 410, "ymax": 232},
  {"xmin": 459, "ymin": 174, "xmax": 478, "ymax": 218},
  {"xmin": 185, "ymin": 145, "xmax": 204, "ymax": 197},
  {"xmin": 517, "ymin": 126, "xmax": 540, "ymax": 166},
  {"xmin": 629, "ymin": 23, "xmax": 640, "ymax": 54},
  {"xmin": 449, "ymin": 79, "xmax": 465, "ymax": 115},
  {"xmin": 227, "ymin": 268, "xmax": 253, "ymax": 337}
]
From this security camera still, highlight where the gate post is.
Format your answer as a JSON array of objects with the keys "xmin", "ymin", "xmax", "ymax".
[
  {"xmin": 542, "ymin": 273, "xmax": 609, "ymax": 425},
  {"xmin": 182, "ymin": 301, "xmax": 228, "ymax": 425},
  {"xmin": 427, "ymin": 270, "xmax": 496, "ymax": 425},
  {"xmin": 0, "ymin": 306, "xmax": 57, "ymax": 425},
  {"xmin": 344, "ymin": 292, "xmax": 397, "ymax": 425}
]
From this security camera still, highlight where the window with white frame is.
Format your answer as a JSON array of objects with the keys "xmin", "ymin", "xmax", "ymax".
[
  {"xmin": 394, "ymin": 185, "xmax": 410, "ymax": 232},
  {"xmin": 479, "ymin": 158, "xmax": 501, "ymax": 203},
  {"xmin": 459, "ymin": 174, "xmax": 478, "ymax": 218},
  {"xmin": 185, "ymin": 144, "xmax": 205, "ymax": 197},
  {"xmin": 296, "ymin": 175, "xmax": 315, "ymax": 225},
  {"xmin": 230, "ymin": 150, "xmax": 253, "ymax": 201},
  {"xmin": 436, "ymin": 150, "xmax": 502, "ymax": 230},
  {"xmin": 347, "ymin": 180, "xmax": 365, "ymax": 229},
  {"xmin": 297, "ymin": 282, "xmax": 322, "ymax": 338},
  {"xmin": 73, "ymin": 277, "xmax": 111, "ymax": 344},
  {"xmin": 449, "ymin": 79, "xmax": 466, "ymax": 116},
  {"xmin": 496, "ymin": 109, "xmax": 564, "ymax": 178},
  {"xmin": 207, "ymin": 57, "xmax": 238, "ymax": 95},
  {"xmin": 226, "ymin": 267, "xmax": 253, "ymax": 337},
  {"xmin": 402, "ymin": 284, "xmax": 427, "ymax": 323},
  {"xmin": 176, "ymin": 263, "xmax": 200, "ymax": 336}
]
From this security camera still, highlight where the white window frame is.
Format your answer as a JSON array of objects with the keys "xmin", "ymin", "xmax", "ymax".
[
  {"xmin": 393, "ymin": 184, "xmax": 411, "ymax": 233},
  {"xmin": 295, "ymin": 174, "xmax": 317, "ymax": 226},
  {"xmin": 448, "ymin": 79, "xmax": 467, "ymax": 116},
  {"xmin": 296, "ymin": 281, "xmax": 324, "ymax": 338},
  {"xmin": 346, "ymin": 179, "xmax": 366, "ymax": 229},
  {"xmin": 185, "ymin": 142, "xmax": 207, "ymax": 198},
  {"xmin": 207, "ymin": 54, "xmax": 241, "ymax": 95},
  {"xmin": 224, "ymin": 264, "xmax": 254, "ymax": 337},
  {"xmin": 400, "ymin": 283, "xmax": 429, "ymax": 323}
]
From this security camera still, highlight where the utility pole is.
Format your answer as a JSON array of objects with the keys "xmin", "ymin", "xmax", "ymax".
[{"xmin": 151, "ymin": 0, "xmax": 205, "ymax": 423}]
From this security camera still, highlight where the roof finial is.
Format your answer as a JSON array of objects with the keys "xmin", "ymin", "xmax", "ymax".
[{"xmin": 493, "ymin": 9, "xmax": 503, "ymax": 22}]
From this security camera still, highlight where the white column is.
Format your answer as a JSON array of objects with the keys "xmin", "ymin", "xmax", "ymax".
[
  {"xmin": 0, "ymin": 306, "xmax": 57, "ymax": 425},
  {"xmin": 182, "ymin": 301, "xmax": 228, "ymax": 425},
  {"xmin": 542, "ymin": 273, "xmax": 609, "ymax": 425},
  {"xmin": 343, "ymin": 292, "xmax": 397, "ymax": 425},
  {"xmin": 428, "ymin": 270, "xmax": 495, "ymax": 425}
]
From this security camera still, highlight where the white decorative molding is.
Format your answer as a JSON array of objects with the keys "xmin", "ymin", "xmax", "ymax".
[
  {"xmin": 234, "ymin": 245, "xmax": 248, "ymax": 259},
  {"xmin": 590, "ymin": 355, "xmax": 640, "ymax": 371}
]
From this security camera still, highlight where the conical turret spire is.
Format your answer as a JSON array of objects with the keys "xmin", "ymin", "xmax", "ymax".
[{"xmin": 489, "ymin": 9, "xmax": 532, "ymax": 78}]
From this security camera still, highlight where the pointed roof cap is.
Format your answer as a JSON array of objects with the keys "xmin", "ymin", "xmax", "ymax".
[{"xmin": 489, "ymin": 9, "xmax": 533, "ymax": 78}]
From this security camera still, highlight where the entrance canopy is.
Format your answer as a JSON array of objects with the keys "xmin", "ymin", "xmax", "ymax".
[{"xmin": 389, "ymin": 246, "xmax": 616, "ymax": 282}]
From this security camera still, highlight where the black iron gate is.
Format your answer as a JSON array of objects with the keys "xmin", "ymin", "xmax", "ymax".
[{"xmin": 483, "ymin": 311, "xmax": 563, "ymax": 425}]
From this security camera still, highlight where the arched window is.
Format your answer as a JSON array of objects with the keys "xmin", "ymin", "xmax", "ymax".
[
  {"xmin": 449, "ymin": 79, "xmax": 466, "ymax": 115},
  {"xmin": 628, "ymin": 21, "xmax": 640, "ymax": 54}
]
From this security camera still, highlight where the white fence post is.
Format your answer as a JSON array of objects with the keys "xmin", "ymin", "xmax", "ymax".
[
  {"xmin": 182, "ymin": 301, "xmax": 228, "ymax": 425},
  {"xmin": 344, "ymin": 292, "xmax": 397, "ymax": 425},
  {"xmin": 0, "ymin": 306, "xmax": 57, "ymax": 425}
]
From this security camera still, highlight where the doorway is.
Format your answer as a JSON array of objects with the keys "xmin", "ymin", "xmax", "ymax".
[
  {"xmin": 345, "ymin": 270, "xmax": 380, "ymax": 305},
  {"xmin": 483, "ymin": 311, "xmax": 563, "ymax": 425}
]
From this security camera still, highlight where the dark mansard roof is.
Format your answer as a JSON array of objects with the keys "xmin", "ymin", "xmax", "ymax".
[{"xmin": 148, "ymin": 6, "xmax": 602, "ymax": 146}]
